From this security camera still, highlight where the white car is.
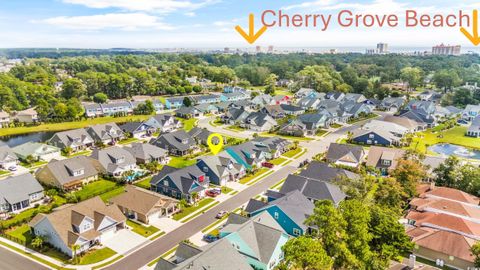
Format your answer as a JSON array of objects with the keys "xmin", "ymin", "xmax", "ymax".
[{"xmin": 8, "ymin": 166, "xmax": 17, "ymax": 171}]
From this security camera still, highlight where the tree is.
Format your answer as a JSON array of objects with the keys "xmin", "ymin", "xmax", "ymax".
[
  {"xmin": 31, "ymin": 236, "xmax": 44, "ymax": 250},
  {"xmin": 24, "ymin": 154, "xmax": 37, "ymax": 165},
  {"xmin": 391, "ymin": 158, "xmax": 428, "ymax": 198},
  {"xmin": 264, "ymin": 73, "xmax": 278, "ymax": 95},
  {"xmin": 471, "ymin": 242, "xmax": 480, "ymax": 267},
  {"xmin": 400, "ymin": 67, "xmax": 423, "ymax": 91},
  {"xmin": 433, "ymin": 69, "xmax": 461, "ymax": 93},
  {"xmin": 183, "ymin": 97, "xmax": 192, "ymax": 107},
  {"xmin": 280, "ymin": 236, "xmax": 333, "ymax": 270},
  {"xmin": 93, "ymin": 92, "xmax": 108, "ymax": 103},
  {"xmin": 374, "ymin": 177, "xmax": 408, "ymax": 211},
  {"xmin": 53, "ymin": 102, "xmax": 68, "ymax": 118},
  {"xmin": 62, "ymin": 78, "xmax": 86, "ymax": 99}
]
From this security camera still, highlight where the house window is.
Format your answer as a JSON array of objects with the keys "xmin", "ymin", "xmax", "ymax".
[
  {"xmin": 163, "ymin": 180, "xmax": 169, "ymax": 187},
  {"xmin": 368, "ymin": 134, "xmax": 374, "ymax": 139},
  {"xmin": 381, "ymin": 159, "xmax": 391, "ymax": 166},
  {"xmin": 293, "ymin": 228, "xmax": 301, "ymax": 236},
  {"xmin": 203, "ymin": 167, "xmax": 208, "ymax": 173},
  {"xmin": 274, "ymin": 212, "xmax": 279, "ymax": 219}
]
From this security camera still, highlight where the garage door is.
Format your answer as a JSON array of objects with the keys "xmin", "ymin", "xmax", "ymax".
[{"xmin": 101, "ymin": 227, "xmax": 116, "ymax": 240}]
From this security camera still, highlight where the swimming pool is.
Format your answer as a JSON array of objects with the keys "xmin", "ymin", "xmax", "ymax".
[{"xmin": 428, "ymin": 143, "xmax": 480, "ymax": 160}]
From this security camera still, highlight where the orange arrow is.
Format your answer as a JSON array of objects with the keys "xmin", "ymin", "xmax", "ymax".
[
  {"xmin": 461, "ymin": 9, "xmax": 480, "ymax": 46},
  {"xmin": 235, "ymin": 13, "xmax": 267, "ymax": 44}
]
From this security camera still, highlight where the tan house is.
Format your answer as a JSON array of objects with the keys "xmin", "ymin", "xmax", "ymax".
[
  {"xmin": 366, "ymin": 146, "xmax": 406, "ymax": 175},
  {"xmin": 13, "ymin": 108, "xmax": 38, "ymax": 123},
  {"xmin": 110, "ymin": 186, "xmax": 178, "ymax": 224},
  {"xmin": 0, "ymin": 111, "xmax": 10, "ymax": 128},
  {"xmin": 35, "ymin": 156, "xmax": 100, "ymax": 191},
  {"xmin": 29, "ymin": 196, "xmax": 126, "ymax": 257}
]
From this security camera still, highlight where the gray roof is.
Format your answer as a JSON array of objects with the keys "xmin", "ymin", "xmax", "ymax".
[
  {"xmin": 266, "ymin": 190, "xmax": 314, "ymax": 230},
  {"xmin": 152, "ymin": 130, "xmax": 196, "ymax": 152},
  {"xmin": 326, "ymin": 143, "xmax": 364, "ymax": 163},
  {"xmin": 280, "ymin": 104, "xmax": 304, "ymax": 112},
  {"xmin": 39, "ymin": 156, "xmax": 99, "ymax": 185},
  {"xmin": 90, "ymin": 146, "xmax": 136, "ymax": 174},
  {"xmin": 12, "ymin": 142, "xmax": 60, "ymax": 159},
  {"xmin": 0, "ymin": 145, "xmax": 18, "ymax": 162},
  {"xmin": 188, "ymin": 127, "xmax": 213, "ymax": 143},
  {"xmin": 86, "ymin": 123, "xmax": 124, "ymax": 141},
  {"xmin": 151, "ymin": 165, "xmax": 207, "ymax": 194},
  {"xmin": 0, "ymin": 173, "xmax": 43, "ymax": 204},
  {"xmin": 175, "ymin": 106, "xmax": 198, "ymax": 115},
  {"xmin": 245, "ymin": 199, "xmax": 268, "ymax": 213},
  {"xmin": 119, "ymin": 122, "xmax": 153, "ymax": 134},
  {"xmin": 279, "ymin": 174, "xmax": 346, "ymax": 205},
  {"xmin": 49, "ymin": 128, "xmax": 94, "ymax": 148},
  {"xmin": 124, "ymin": 142, "xmax": 167, "ymax": 161},
  {"xmin": 298, "ymin": 161, "xmax": 359, "ymax": 182}
]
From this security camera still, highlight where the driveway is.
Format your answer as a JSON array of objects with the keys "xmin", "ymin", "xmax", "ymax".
[
  {"xmin": 102, "ymin": 229, "xmax": 148, "ymax": 255},
  {"xmin": 149, "ymin": 217, "xmax": 182, "ymax": 233}
]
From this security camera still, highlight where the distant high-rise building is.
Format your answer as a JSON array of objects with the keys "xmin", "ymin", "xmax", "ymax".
[
  {"xmin": 267, "ymin": 45, "xmax": 274, "ymax": 53},
  {"xmin": 256, "ymin": 46, "xmax": 261, "ymax": 53},
  {"xmin": 376, "ymin": 43, "xmax": 388, "ymax": 54},
  {"xmin": 365, "ymin": 49, "xmax": 376, "ymax": 55},
  {"xmin": 432, "ymin": 44, "xmax": 461, "ymax": 56},
  {"xmin": 224, "ymin": 47, "xmax": 230, "ymax": 53}
]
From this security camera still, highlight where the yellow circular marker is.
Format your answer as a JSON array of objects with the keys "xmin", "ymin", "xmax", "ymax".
[{"xmin": 207, "ymin": 133, "xmax": 224, "ymax": 155}]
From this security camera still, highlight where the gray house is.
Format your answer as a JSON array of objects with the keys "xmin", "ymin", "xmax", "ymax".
[
  {"xmin": 196, "ymin": 156, "xmax": 245, "ymax": 186},
  {"xmin": 90, "ymin": 147, "xmax": 138, "ymax": 178},
  {"xmin": 0, "ymin": 173, "xmax": 44, "ymax": 214},
  {"xmin": 124, "ymin": 142, "xmax": 168, "ymax": 164},
  {"xmin": 150, "ymin": 130, "xmax": 198, "ymax": 156},
  {"xmin": 0, "ymin": 145, "xmax": 19, "ymax": 170},
  {"xmin": 48, "ymin": 128, "xmax": 94, "ymax": 152},
  {"xmin": 467, "ymin": 116, "xmax": 480, "ymax": 138},
  {"xmin": 86, "ymin": 123, "xmax": 125, "ymax": 145},
  {"xmin": 145, "ymin": 114, "xmax": 182, "ymax": 133},
  {"xmin": 325, "ymin": 143, "xmax": 365, "ymax": 167}
]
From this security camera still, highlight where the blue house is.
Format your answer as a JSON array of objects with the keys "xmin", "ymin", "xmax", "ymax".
[
  {"xmin": 150, "ymin": 165, "xmax": 209, "ymax": 203},
  {"xmin": 196, "ymin": 156, "xmax": 245, "ymax": 186},
  {"xmin": 220, "ymin": 92, "xmax": 249, "ymax": 102},
  {"xmin": 164, "ymin": 97, "xmax": 185, "ymax": 109},
  {"xmin": 244, "ymin": 190, "xmax": 314, "ymax": 236},
  {"xmin": 191, "ymin": 94, "xmax": 220, "ymax": 104},
  {"xmin": 223, "ymin": 86, "xmax": 245, "ymax": 93},
  {"xmin": 352, "ymin": 129, "xmax": 399, "ymax": 146}
]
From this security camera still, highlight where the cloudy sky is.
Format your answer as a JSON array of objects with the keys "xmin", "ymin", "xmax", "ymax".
[{"xmin": 0, "ymin": 0, "xmax": 478, "ymax": 48}]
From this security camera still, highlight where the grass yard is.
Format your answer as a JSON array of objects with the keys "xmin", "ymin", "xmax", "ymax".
[
  {"xmin": 118, "ymin": 137, "xmax": 139, "ymax": 145},
  {"xmin": 78, "ymin": 247, "xmax": 117, "ymax": 265},
  {"xmin": 225, "ymin": 125, "xmax": 246, "ymax": 131},
  {"xmin": 172, "ymin": 198, "xmax": 215, "ymax": 221},
  {"xmin": 347, "ymin": 113, "xmax": 378, "ymax": 124},
  {"xmin": 274, "ymin": 88, "xmax": 292, "ymax": 96},
  {"xmin": 179, "ymin": 118, "xmax": 198, "ymax": 132},
  {"xmin": 316, "ymin": 129, "xmax": 328, "ymax": 136},
  {"xmin": 239, "ymin": 168, "xmax": 270, "ymax": 184},
  {"xmin": 262, "ymin": 133, "xmax": 313, "ymax": 141},
  {"xmin": 99, "ymin": 186, "xmax": 126, "ymax": 202},
  {"xmin": 0, "ymin": 115, "xmax": 151, "ymax": 137},
  {"xmin": 134, "ymin": 176, "xmax": 152, "ymax": 189},
  {"xmin": 282, "ymin": 148, "xmax": 302, "ymax": 158},
  {"xmin": 270, "ymin": 157, "xmax": 287, "ymax": 165},
  {"xmin": 6, "ymin": 224, "xmax": 33, "ymax": 243},
  {"xmin": 168, "ymin": 156, "xmax": 197, "ymax": 168},
  {"xmin": 127, "ymin": 220, "xmax": 159, "ymax": 237},
  {"xmin": 330, "ymin": 123, "xmax": 342, "ymax": 128},
  {"xmin": 65, "ymin": 150, "xmax": 91, "ymax": 158},
  {"xmin": 209, "ymin": 184, "xmax": 233, "ymax": 194},
  {"xmin": 73, "ymin": 180, "xmax": 118, "ymax": 201},
  {"xmin": 20, "ymin": 160, "xmax": 48, "ymax": 168},
  {"xmin": 407, "ymin": 126, "xmax": 480, "ymax": 153},
  {"xmin": 0, "ymin": 170, "xmax": 10, "ymax": 176},
  {"xmin": 209, "ymin": 119, "xmax": 223, "ymax": 127}
]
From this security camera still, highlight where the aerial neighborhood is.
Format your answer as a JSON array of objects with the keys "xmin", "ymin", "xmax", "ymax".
[{"xmin": 0, "ymin": 50, "xmax": 478, "ymax": 270}]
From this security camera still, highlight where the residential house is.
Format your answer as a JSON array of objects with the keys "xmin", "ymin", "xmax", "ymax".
[
  {"xmin": 296, "ymin": 96, "xmax": 321, "ymax": 110},
  {"xmin": 110, "ymin": 185, "xmax": 178, "ymax": 224},
  {"xmin": 131, "ymin": 97, "xmax": 165, "ymax": 113},
  {"xmin": 462, "ymin": 104, "xmax": 480, "ymax": 121},
  {"xmin": 325, "ymin": 143, "xmax": 365, "ymax": 167},
  {"xmin": 154, "ymin": 238, "xmax": 253, "ymax": 270},
  {"xmin": 294, "ymin": 87, "xmax": 315, "ymax": 98},
  {"xmin": 0, "ymin": 145, "xmax": 18, "ymax": 170},
  {"xmin": 278, "ymin": 120, "xmax": 307, "ymax": 137},
  {"xmin": 12, "ymin": 142, "xmax": 61, "ymax": 161},
  {"xmin": 245, "ymin": 190, "xmax": 314, "ymax": 236},
  {"xmin": 223, "ymin": 86, "xmax": 246, "ymax": 93},
  {"xmin": 164, "ymin": 97, "xmax": 185, "ymax": 110},
  {"xmin": 145, "ymin": 114, "xmax": 182, "ymax": 133},
  {"xmin": 280, "ymin": 104, "xmax": 305, "ymax": 116},
  {"xmin": 344, "ymin": 93, "xmax": 367, "ymax": 103},
  {"xmin": 366, "ymin": 146, "xmax": 406, "ymax": 175},
  {"xmin": 86, "ymin": 123, "xmax": 125, "ymax": 145},
  {"xmin": 48, "ymin": 129, "xmax": 94, "ymax": 152},
  {"xmin": 220, "ymin": 92, "xmax": 250, "ymax": 102},
  {"xmin": 251, "ymin": 136, "xmax": 291, "ymax": 158},
  {"xmin": 101, "ymin": 100, "xmax": 133, "ymax": 116},
  {"xmin": 29, "ymin": 197, "xmax": 126, "ymax": 257},
  {"xmin": 36, "ymin": 156, "xmax": 99, "ymax": 191},
  {"xmin": 0, "ymin": 111, "xmax": 10, "ymax": 127},
  {"xmin": 188, "ymin": 127, "xmax": 221, "ymax": 146},
  {"xmin": 150, "ymin": 130, "xmax": 198, "ymax": 156},
  {"xmin": 399, "ymin": 100, "xmax": 437, "ymax": 127},
  {"xmin": 196, "ymin": 156, "xmax": 246, "ymax": 186},
  {"xmin": 341, "ymin": 101, "xmax": 372, "ymax": 118},
  {"xmin": 0, "ymin": 173, "xmax": 44, "ymax": 214},
  {"xmin": 261, "ymin": 105, "xmax": 285, "ymax": 119},
  {"xmin": 325, "ymin": 92, "xmax": 345, "ymax": 101},
  {"xmin": 90, "ymin": 147, "xmax": 138, "ymax": 178},
  {"xmin": 83, "ymin": 103, "xmax": 103, "ymax": 118},
  {"xmin": 220, "ymin": 141, "xmax": 269, "ymax": 170},
  {"xmin": 405, "ymin": 185, "xmax": 480, "ymax": 269},
  {"xmin": 124, "ymin": 143, "xmax": 168, "ymax": 164},
  {"xmin": 190, "ymin": 94, "xmax": 220, "ymax": 105},
  {"xmin": 272, "ymin": 95, "xmax": 291, "ymax": 105},
  {"xmin": 298, "ymin": 112, "xmax": 330, "ymax": 135},
  {"xmin": 194, "ymin": 103, "xmax": 218, "ymax": 114},
  {"xmin": 378, "ymin": 97, "xmax": 405, "ymax": 112},
  {"xmin": 175, "ymin": 106, "xmax": 202, "ymax": 119},
  {"xmin": 242, "ymin": 111, "xmax": 278, "ymax": 132},
  {"xmin": 251, "ymin": 94, "xmax": 275, "ymax": 107},
  {"xmin": 434, "ymin": 105, "xmax": 462, "ymax": 119},
  {"xmin": 352, "ymin": 120, "xmax": 407, "ymax": 146},
  {"xmin": 467, "ymin": 116, "xmax": 480, "ymax": 137},
  {"xmin": 382, "ymin": 115, "xmax": 426, "ymax": 132},
  {"xmin": 119, "ymin": 121, "xmax": 155, "ymax": 139},
  {"xmin": 13, "ymin": 108, "xmax": 38, "ymax": 123},
  {"xmin": 219, "ymin": 216, "xmax": 290, "ymax": 270},
  {"xmin": 222, "ymin": 107, "xmax": 250, "ymax": 125},
  {"xmin": 150, "ymin": 165, "xmax": 209, "ymax": 203},
  {"xmin": 419, "ymin": 90, "xmax": 442, "ymax": 103}
]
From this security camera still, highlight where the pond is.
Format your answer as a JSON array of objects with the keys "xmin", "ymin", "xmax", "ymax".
[
  {"xmin": 428, "ymin": 143, "xmax": 480, "ymax": 160},
  {"xmin": 0, "ymin": 131, "xmax": 57, "ymax": 147}
]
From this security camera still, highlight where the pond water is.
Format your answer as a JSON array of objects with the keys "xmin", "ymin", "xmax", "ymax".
[
  {"xmin": 428, "ymin": 143, "xmax": 480, "ymax": 160},
  {"xmin": 0, "ymin": 131, "xmax": 57, "ymax": 147}
]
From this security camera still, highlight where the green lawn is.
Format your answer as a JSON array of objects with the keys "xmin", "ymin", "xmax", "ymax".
[
  {"xmin": 274, "ymin": 88, "xmax": 292, "ymax": 96},
  {"xmin": 172, "ymin": 198, "xmax": 215, "ymax": 221},
  {"xmin": 225, "ymin": 125, "xmax": 245, "ymax": 131},
  {"xmin": 6, "ymin": 224, "xmax": 32, "ymax": 243},
  {"xmin": 209, "ymin": 184, "xmax": 233, "ymax": 194},
  {"xmin": 78, "ymin": 247, "xmax": 117, "ymax": 265},
  {"xmin": 179, "ymin": 118, "xmax": 198, "ymax": 132},
  {"xmin": 282, "ymin": 148, "xmax": 302, "ymax": 158},
  {"xmin": 72, "ymin": 180, "xmax": 118, "ymax": 201},
  {"xmin": 407, "ymin": 126, "xmax": 480, "ymax": 153},
  {"xmin": 239, "ymin": 168, "xmax": 270, "ymax": 184},
  {"xmin": 118, "ymin": 137, "xmax": 139, "ymax": 145},
  {"xmin": 0, "ymin": 115, "xmax": 152, "ymax": 137},
  {"xmin": 330, "ymin": 123, "xmax": 342, "ymax": 128},
  {"xmin": 270, "ymin": 157, "xmax": 287, "ymax": 165},
  {"xmin": 182, "ymin": 201, "xmax": 220, "ymax": 223},
  {"xmin": 168, "ymin": 156, "xmax": 197, "ymax": 168},
  {"xmin": 209, "ymin": 119, "xmax": 223, "ymax": 127},
  {"xmin": 262, "ymin": 133, "xmax": 313, "ymax": 141},
  {"xmin": 316, "ymin": 129, "xmax": 328, "ymax": 136},
  {"xmin": 0, "ymin": 170, "xmax": 11, "ymax": 176},
  {"xmin": 134, "ymin": 176, "xmax": 152, "ymax": 189},
  {"xmin": 347, "ymin": 113, "xmax": 378, "ymax": 124},
  {"xmin": 99, "ymin": 186, "xmax": 126, "ymax": 202},
  {"xmin": 65, "ymin": 150, "xmax": 91, "ymax": 158},
  {"xmin": 127, "ymin": 220, "xmax": 159, "ymax": 237},
  {"xmin": 20, "ymin": 160, "xmax": 48, "ymax": 168}
]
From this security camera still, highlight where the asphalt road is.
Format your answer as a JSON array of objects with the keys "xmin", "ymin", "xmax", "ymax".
[
  {"xmin": 0, "ymin": 246, "xmax": 50, "ymax": 270},
  {"xmin": 104, "ymin": 165, "xmax": 297, "ymax": 270}
]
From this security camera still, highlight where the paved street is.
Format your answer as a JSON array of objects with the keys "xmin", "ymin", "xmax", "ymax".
[
  {"xmin": 0, "ymin": 246, "xmax": 50, "ymax": 270},
  {"xmin": 197, "ymin": 116, "xmax": 254, "ymax": 139}
]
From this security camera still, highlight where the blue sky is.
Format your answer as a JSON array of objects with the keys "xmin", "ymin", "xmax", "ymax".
[{"xmin": 0, "ymin": 0, "xmax": 478, "ymax": 48}]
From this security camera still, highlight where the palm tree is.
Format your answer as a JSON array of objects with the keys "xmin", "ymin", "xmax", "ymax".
[
  {"xmin": 191, "ymin": 192, "xmax": 199, "ymax": 205},
  {"xmin": 31, "ymin": 236, "xmax": 44, "ymax": 250},
  {"xmin": 71, "ymin": 244, "xmax": 80, "ymax": 264}
]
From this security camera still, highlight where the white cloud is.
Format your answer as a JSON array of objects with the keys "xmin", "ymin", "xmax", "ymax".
[
  {"xmin": 38, "ymin": 13, "xmax": 174, "ymax": 30},
  {"xmin": 184, "ymin": 12, "xmax": 196, "ymax": 17},
  {"xmin": 62, "ymin": 0, "xmax": 219, "ymax": 13}
]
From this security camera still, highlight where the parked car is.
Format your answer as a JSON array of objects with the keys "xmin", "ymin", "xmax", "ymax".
[
  {"xmin": 211, "ymin": 188, "xmax": 222, "ymax": 195},
  {"xmin": 8, "ymin": 166, "xmax": 17, "ymax": 171},
  {"xmin": 206, "ymin": 190, "xmax": 218, "ymax": 197},
  {"xmin": 216, "ymin": 210, "xmax": 228, "ymax": 219},
  {"xmin": 457, "ymin": 119, "xmax": 468, "ymax": 125},
  {"xmin": 261, "ymin": 162, "xmax": 274, "ymax": 168},
  {"xmin": 203, "ymin": 234, "xmax": 219, "ymax": 243}
]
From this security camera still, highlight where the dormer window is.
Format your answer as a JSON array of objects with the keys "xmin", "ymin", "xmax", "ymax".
[{"xmin": 182, "ymin": 139, "xmax": 188, "ymax": 144}]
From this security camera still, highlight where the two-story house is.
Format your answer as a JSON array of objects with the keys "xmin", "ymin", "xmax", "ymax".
[
  {"xmin": 86, "ymin": 123, "xmax": 125, "ymax": 145},
  {"xmin": 144, "ymin": 114, "xmax": 182, "ymax": 133},
  {"xmin": 366, "ymin": 146, "xmax": 406, "ymax": 175},
  {"xmin": 150, "ymin": 130, "xmax": 198, "ymax": 156},
  {"xmin": 196, "ymin": 156, "xmax": 246, "ymax": 186},
  {"xmin": 48, "ymin": 129, "xmax": 94, "ymax": 152},
  {"xmin": 0, "ymin": 173, "xmax": 44, "ymax": 215},
  {"xmin": 90, "ymin": 147, "xmax": 138, "ymax": 179}
]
